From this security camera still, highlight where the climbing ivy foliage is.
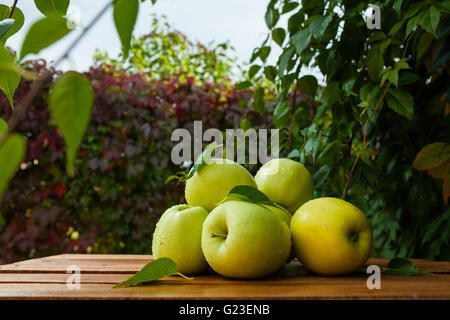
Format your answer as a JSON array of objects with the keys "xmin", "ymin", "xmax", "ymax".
[
  {"xmin": 247, "ymin": 0, "xmax": 449, "ymax": 259},
  {"xmin": 0, "ymin": 0, "xmax": 147, "ymax": 209}
]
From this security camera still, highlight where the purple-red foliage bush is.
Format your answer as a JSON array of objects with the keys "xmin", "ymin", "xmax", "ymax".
[{"xmin": 0, "ymin": 61, "xmax": 272, "ymax": 264}]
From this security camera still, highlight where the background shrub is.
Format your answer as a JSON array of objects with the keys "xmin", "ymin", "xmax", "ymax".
[{"xmin": 0, "ymin": 60, "xmax": 274, "ymax": 264}]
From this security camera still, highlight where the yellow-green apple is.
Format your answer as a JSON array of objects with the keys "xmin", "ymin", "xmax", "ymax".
[
  {"xmin": 290, "ymin": 197, "xmax": 373, "ymax": 275},
  {"xmin": 201, "ymin": 200, "xmax": 291, "ymax": 279},
  {"xmin": 185, "ymin": 158, "xmax": 257, "ymax": 211},
  {"xmin": 152, "ymin": 204, "xmax": 209, "ymax": 275},
  {"xmin": 255, "ymin": 158, "xmax": 313, "ymax": 213}
]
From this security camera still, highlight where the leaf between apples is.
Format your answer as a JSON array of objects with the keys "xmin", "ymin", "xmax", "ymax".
[
  {"xmin": 185, "ymin": 142, "xmax": 221, "ymax": 180},
  {"xmin": 225, "ymin": 185, "xmax": 276, "ymax": 207},
  {"xmin": 272, "ymin": 263, "xmax": 310, "ymax": 277},
  {"xmin": 113, "ymin": 257, "xmax": 192, "ymax": 288}
]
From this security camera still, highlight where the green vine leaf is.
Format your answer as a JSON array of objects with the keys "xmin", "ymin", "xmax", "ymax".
[
  {"xmin": 272, "ymin": 28, "xmax": 286, "ymax": 47},
  {"xmin": 0, "ymin": 5, "xmax": 24, "ymax": 43},
  {"xmin": 20, "ymin": 15, "xmax": 71, "ymax": 60},
  {"xmin": 293, "ymin": 29, "xmax": 311, "ymax": 56},
  {"xmin": 0, "ymin": 18, "xmax": 15, "ymax": 38},
  {"xmin": 412, "ymin": 143, "xmax": 450, "ymax": 171},
  {"xmin": 0, "ymin": 133, "xmax": 26, "ymax": 203},
  {"xmin": 113, "ymin": 0, "xmax": 139, "ymax": 61},
  {"xmin": 298, "ymin": 75, "xmax": 318, "ymax": 100},
  {"xmin": 0, "ymin": 46, "xmax": 21, "ymax": 109},
  {"xmin": 420, "ymin": 6, "xmax": 441, "ymax": 36},
  {"xmin": 114, "ymin": 258, "xmax": 192, "ymax": 288},
  {"xmin": 384, "ymin": 258, "xmax": 433, "ymax": 276},
  {"xmin": 34, "ymin": 0, "xmax": 70, "ymax": 16},
  {"xmin": 385, "ymin": 88, "xmax": 414, "ymax": 120},
  {"xmin": 49, "ymin": 71, "xmax": 93, "ymax": 177}
]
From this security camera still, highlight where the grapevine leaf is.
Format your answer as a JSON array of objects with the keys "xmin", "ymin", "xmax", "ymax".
[{"xmin": 412, "ymin": 143, "xmax": 450, "ymax": 171}]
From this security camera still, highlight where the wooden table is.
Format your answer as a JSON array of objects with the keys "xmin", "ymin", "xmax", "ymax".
[{"xmin": 0, "ymin": 254, "xmax": 449, "ymax": 300}]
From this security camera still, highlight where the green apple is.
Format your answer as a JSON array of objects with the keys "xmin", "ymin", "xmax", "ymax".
[
  {"xmin": 185, "ymin": 158, "xmax": 257, "ymax": 211},
  {"xmin": 290, "ymin": 197, "xmax": 373, "ymax": 276},
  {"xmin": 255, "ymin": 158, "xmax": 313, "ymax": 213},
  {"xmin": 152, "ymin": 204, "xmax": 209, "ymax": 275},
  {"xmin": 201, "ymin": 200, "xmax": 291, "ymax": 279}
]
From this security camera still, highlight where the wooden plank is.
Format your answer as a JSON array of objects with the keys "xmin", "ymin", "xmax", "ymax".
[
  {"xmin": 0, "ymin": 274, "xmax": 449, "ymax": 300},
  {"xmin": 0, "ymin": 255, "xmax": 449, "ymax": 300},
  {"xmin": 1, "ymin": 255, "xmax": 449, "ymax": 274}
]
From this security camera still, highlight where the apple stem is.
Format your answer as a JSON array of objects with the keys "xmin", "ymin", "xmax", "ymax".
[{"xmin": 210, "ymin": 232, "xmax": 227, "ymax": 238}]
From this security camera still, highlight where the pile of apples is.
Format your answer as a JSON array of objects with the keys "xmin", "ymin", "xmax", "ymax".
[{"xmin": 152, "ymin": 158, "xmax": 373, "ymax": 278}]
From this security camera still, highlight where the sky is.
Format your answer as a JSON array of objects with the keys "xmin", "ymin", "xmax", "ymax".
[{"xmin": 4, "ymin": 0, "xmax": 285, "ymax": 73}]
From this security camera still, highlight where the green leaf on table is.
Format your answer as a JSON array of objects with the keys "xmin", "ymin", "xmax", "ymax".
[
  {"xmin": 272, "ymin": 28, "xmax": 286, "ymax": 47},
  {"xmin": 0, "ymin": 5, "xmax": 24, "ymax": 42},
  {"xmin": 298, "ymin": 75, "xmax": 318, "ymax": 100},
  {"xmin": 225, "ymin": 185, "xmax": 276, "ymax": 207},
  {"xmin": 0, "ymin": 19, "xmax": 15, "ymax": 38},
  {"xmin": 185, "ymin": 142, "xmax": 221, "ymax": 180},
  {"xmin": 384, "ymin": 257, "xmax": 433, "ymax": 276},
  {"xmin": 114, "ymin": 258, "xmax": 192, "ymax": 288},
  {"xmin": 0, "ymin": 134, "xmax": 26, "ymax": 203},
  {"xmin": 49, "ymin": 71, "xmax": 93, "ymax": 177},
  {"xmin": 412, "ymin": 143, "xmax": 450, "ymax": 171},
  {"xmin": 113, "ymin": 0, "xmax": 139, "ymax": 61},
  {"xmin": 34, "ymin": 0, "xmax": 70, "ymax": 16},
  {"xmin": 0, "ymin": 46, "xmax": 21, "ymax": 109},
  {"xmin": 386, "ymin": 88, "xmax": 414, "ymax": 120},
  {"xmin": 20, "ymin": 15, "xmax": 71, "ymax": 60},
  {"xmin": 273, "ymin": 263, "xmax": 310, "ymax": 277}
]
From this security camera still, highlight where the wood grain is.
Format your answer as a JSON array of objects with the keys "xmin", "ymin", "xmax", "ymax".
[{"xmin": 0, "ymin": 254, "xmax": 449, "ymax": 300}]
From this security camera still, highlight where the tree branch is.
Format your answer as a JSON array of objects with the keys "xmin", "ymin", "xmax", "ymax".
[
  {"xmin": 7, "ymin": 0, "xmax": 18, "ymax": 18},
  {"xmin": 341, "ymin": 83, "xmax": 391, "ymax": 199}
]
